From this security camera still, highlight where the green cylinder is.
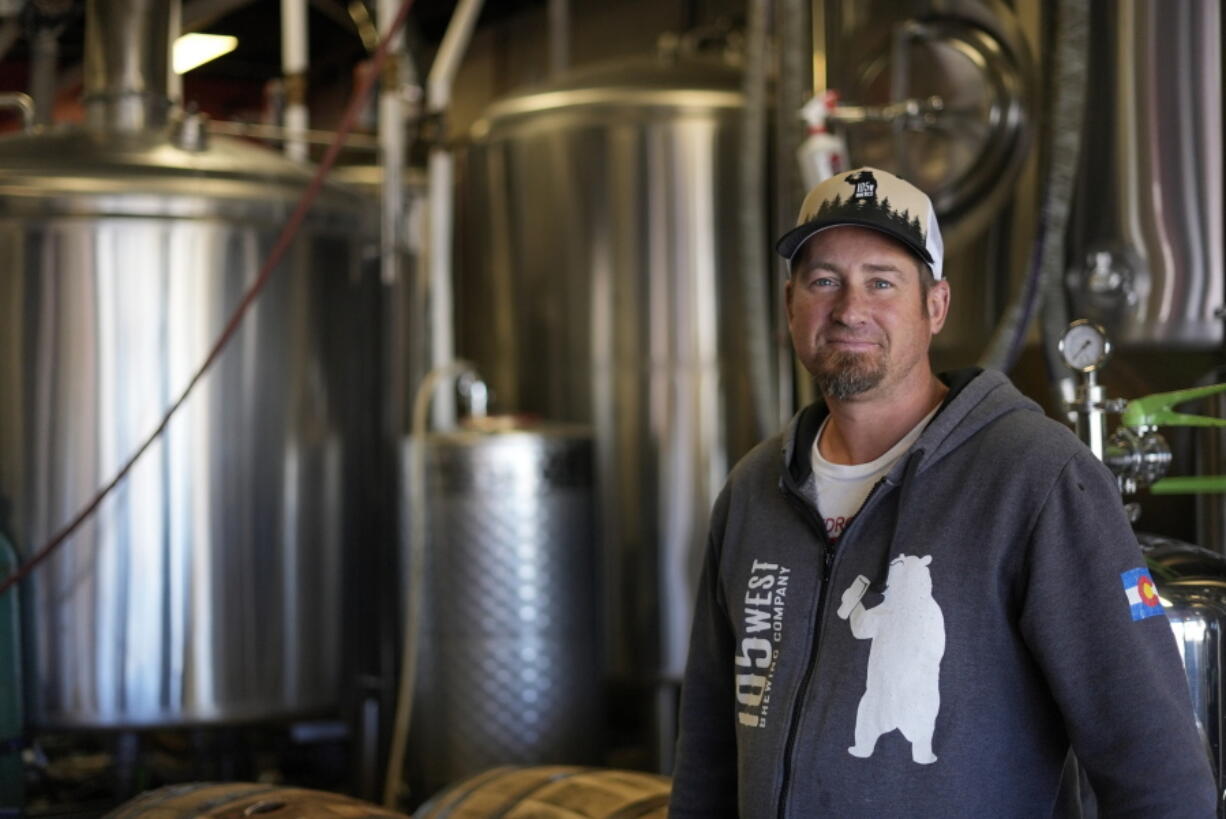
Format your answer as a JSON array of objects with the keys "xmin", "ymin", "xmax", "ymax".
[{"xmin": 0, "ymin": 534, "xmax": 22, "ymax": 812}]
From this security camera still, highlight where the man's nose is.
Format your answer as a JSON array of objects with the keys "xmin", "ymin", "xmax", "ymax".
[{"xmin": 830, "ymin": 285, "xmax": 868, "ymax": 326}]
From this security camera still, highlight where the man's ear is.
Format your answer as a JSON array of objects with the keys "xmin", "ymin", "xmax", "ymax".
[{"xmin": 927, "ymin": 280, "xmax": 951, "ymax": 334}]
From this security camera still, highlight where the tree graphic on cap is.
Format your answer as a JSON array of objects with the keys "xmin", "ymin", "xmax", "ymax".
[{"xmin": 808, "ymin": 169, "xmax": 926, "ymax": 250}]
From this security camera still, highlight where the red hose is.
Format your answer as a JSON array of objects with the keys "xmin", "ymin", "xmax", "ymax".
[{"xmin": 0, "ymin": 0, "xmax": 419, "ymax": 597}]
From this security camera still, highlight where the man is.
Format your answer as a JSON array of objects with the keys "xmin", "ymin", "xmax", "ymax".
[{"xmin": 669, "ymin": 167, "xmax": 1216, "ymax": 817}]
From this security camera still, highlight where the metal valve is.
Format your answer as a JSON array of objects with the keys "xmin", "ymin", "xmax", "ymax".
[
  {"xmin": 1103, "ymin": 427, "xmax": 1172, "ymax": 496},
  {"xmin": 1058, "ymin": 320, "xmax": 1124, "ymax": 462},
  {"xmin": 1059, "ymin": 319, "xmax": 1226, "ymax": 496}
]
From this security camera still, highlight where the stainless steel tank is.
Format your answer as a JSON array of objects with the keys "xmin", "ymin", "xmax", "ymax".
[
  {"xmin": 1140, "ymin": 534, "xmax": 1226, "ymax": 805},
  {"xmin": 1065, "ymin": 0, "xmax": 1223, "ymax": 347},
  {"xmin": 0, "ymin": 127, "xmax": 378, "ymax": 728},
  {"xmin": 822, "ymin": 0, "xmax": 1034, "ymax": 358},
  {"xmin": 457, "ymin": 56, "xmax": 767, "ymax": 693},
  {"xmin": 406, "ymin": 420, "xmax": 598, "ymax": 797}
]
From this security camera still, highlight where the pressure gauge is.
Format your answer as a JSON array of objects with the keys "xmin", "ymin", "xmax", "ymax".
[{"xmin": 1058, "ymin": 320, "xmax": 1112, "ymax": 373}]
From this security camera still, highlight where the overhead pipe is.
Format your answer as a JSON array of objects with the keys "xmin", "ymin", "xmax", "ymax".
[
  {"xmin": 167, "ymin": 0, "xmax": 182, "ymax": 111},
  {"xmin": 348, "ymin": 0, "xmax": 380, "ymax": 52},
  {"xmin": 281, "ymin": 0, "xmax": 309, "ymax": 162},
  {"xmin": 425, "ymin": 0, "xmax": 484, "ymax": 429},
  {"xmin": 378, "ymin": 0, "xmax": 416, "ymax": 287},
  {"xmin": 82, "ymin": 0, "xmax": 173, "ymax": 133},
  {"xmin": 548, "ymin": 0, "xmax": 569, "ymax": 77}
]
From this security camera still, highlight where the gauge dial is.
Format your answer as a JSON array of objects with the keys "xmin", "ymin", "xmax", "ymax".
[{"xmin": 1058, "ymin": 320, "xmax": 1112, "ymax": 373}]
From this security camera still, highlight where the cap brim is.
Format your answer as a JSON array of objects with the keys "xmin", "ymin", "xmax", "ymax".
[{"xmin": 775, "ymin": 218, "xmax": 935, "ymax": 267}]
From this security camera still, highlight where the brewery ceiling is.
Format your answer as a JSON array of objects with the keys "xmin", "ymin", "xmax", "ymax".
[{"xmin": 0, "ymin": 0, "xmax": 543, "ymax": 96}]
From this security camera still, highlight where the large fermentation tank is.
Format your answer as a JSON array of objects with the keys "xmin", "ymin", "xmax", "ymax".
[
  {"xmin": 407, "ymin": 421, "xmax": 598, "ymax": 797},
  {"xmin": 0, "ymin": 129, "xmax": 379, "ymax": 728},
  {"xmin": 457, "ymin": 56, "xmax": 769, "ymax": 687},
  {"xmin": 1065, "ymin": 0, "xmax": 1223, "ymax": 347},
  {"xmin": 822, "ymin": 0, "xmax": 1034, "ymax": 359},
  {"xmin": 1140, "ymin": 535, "xmax": 1226, "ymax": 805}
]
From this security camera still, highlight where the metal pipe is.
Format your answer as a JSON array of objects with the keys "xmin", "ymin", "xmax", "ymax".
[
  {"xmin": 281, "ymin": 0, "xmax": 309, "ymax": 162},
  {"xmin": 29, "ymin": 25, "xmax": 59, "ymax": 128},
  {"xmin": 456, "ymin": 370, "xmax": 488, "ymax": 418},
  {"xmin": 379, "ymin": 0, "xmax": 409, "ymax": 286},
  {"xmin": 0, "ymin": 20, "xmax": 19, "ymax": 68},
  {"xmin": 888, "ymin": 21, "xmax": 916, "ymax": 181},
  {"xmin": 1074, "ymin": 372, "xmax": 1108, "ymax": 460},
  {"xmin": 167, "ymin": 0, "xmax": 182, "ymax": 110},
  {"xmin": 739, "ymin": 0, "xmax": 774, "ymax": 444},
  {"xmin": 425, "ymin": 0, "xmax": 484, "ymax": 428},
  {"xmin": 548, "ymin": 0, "xmax": 569, "ymax": 77},
  {"xmin": 383, "ymin": 360, "xmax": 480, "ymax": 807},
  {"xmin": 348, "ymin": 0, "xmax": 380, "ymax": 52},
  {"xmin": 826, "ymin": 96, "xmax": 944, "ymax": 127},
  {"xmin": 426, "ymin": 0, "xmax": 482, "ymax": 114},
  {"xmin": 83, "ymin": 0, "xmax": 173, "ymax": 133},
  {"xmin": 207, "ymin": 118, "xmax": 381, "ymax": 149},
  {"xmin": 777, "ymin": 0, "xmax": 810, "ymax": 419},
  {"xmin": 0, "ymin": 93, "xmax": 35, "ymax": 131},
  {"xmin": 978, "ymin": 0, "xmax": 1088, "ymax": 377}
]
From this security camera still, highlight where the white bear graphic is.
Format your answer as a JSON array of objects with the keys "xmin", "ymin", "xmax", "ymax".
[{"xmin": 838, "ymin": 554, "xmax": 945, "ymax": 764}]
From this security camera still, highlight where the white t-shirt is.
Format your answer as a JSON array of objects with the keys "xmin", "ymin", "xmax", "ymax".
[{"xmin": 810, "ymin": 405, "xmax": 940, "ymax": 540}]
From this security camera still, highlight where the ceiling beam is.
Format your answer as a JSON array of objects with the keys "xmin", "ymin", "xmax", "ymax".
[{"xmin": 183, "ymin": 0, "xmax": 259, "ymax": 33}]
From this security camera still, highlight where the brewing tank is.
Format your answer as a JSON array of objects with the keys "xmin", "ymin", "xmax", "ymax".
[
  {"xmin": 1140, "ymin": 534, "xmax": 1226, "ymax": 803},
  {"xmin": 457, "ymin": 55, "xmax": 767, "ymax": 688},
  {"xmin": 821, "ymin": 0, "xmax": 1034, "ymax": 359},
  {"xmin": 0, "ymin": 127, "xmax": 379, "ymax": 728},
  {"xmin": 406, "ymin": 420, "xmax": 598, "ymax": 797},
  {"xmin": 1065, "ymin": 0, "xmax": 1223, "ymax": 347}
]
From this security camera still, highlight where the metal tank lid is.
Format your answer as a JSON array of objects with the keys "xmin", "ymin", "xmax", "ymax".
[
  {"xmin": 473, "ymin": 55, "xmax": 744, "ymax": 131},
  {"xmin": 0, "ymin": 126, "xmax": 370, "ymax": 228},
  {"xmin": 329, "ymin": 163, "xmax": 428, "ymax": 195},
  {"xmin": 1140, "ymin": 533, "xmax": 1226, "ymax": 584}
]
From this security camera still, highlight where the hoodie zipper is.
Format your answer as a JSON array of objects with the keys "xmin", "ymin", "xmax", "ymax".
[{"xmin": 775, "ymin": 478, "xmax": 886, "ymax": 819}]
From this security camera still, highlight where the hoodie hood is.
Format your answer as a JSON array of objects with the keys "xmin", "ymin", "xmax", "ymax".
[
  {"xmin": 780, "ymin": 368, "xmax": 1043, "ymax": 485},
  {"xmin": 779, "ymin": 368, "xmax": 1045, "ymax": 592}
]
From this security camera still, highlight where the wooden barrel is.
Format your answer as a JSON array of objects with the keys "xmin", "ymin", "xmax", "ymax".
[
  {"xmin": 105, "ymin": 782, "xmax": 411, "ymax": 819},
  {"xmin": 413, "ymin": 765, "xmax": 672, "ymax": 818}
]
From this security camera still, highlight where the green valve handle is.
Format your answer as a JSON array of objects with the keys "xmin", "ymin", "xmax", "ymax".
[
  {"xmin": 1150, "ymin": 476, "xmax": 1226, "ymax": 494},
  {"xmin": 1121, "ymin": 382, "xmax": 1226, "ymax": 429}
]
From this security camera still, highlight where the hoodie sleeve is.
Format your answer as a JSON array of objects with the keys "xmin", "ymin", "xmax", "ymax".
[
  {"xmin": 1018, "ymin": 449, "xmax": 1217, "ymax": 817},
  {"xmin": 669, "ymin": 491, "xmax": 740, "ymax": 818}
]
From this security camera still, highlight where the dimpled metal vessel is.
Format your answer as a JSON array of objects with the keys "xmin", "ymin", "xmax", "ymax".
[{"xmin": 405, "ymin": 421, "xmax": 598, "ymax": 796}]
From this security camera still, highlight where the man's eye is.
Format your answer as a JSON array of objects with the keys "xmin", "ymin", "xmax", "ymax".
[
  {"xmin": 812, "ymin": 277, "xmax": 836, "ymax": 288},
  {"xmin": 871, "ymin": 279, "xmax": 894, "ymax": 289}
]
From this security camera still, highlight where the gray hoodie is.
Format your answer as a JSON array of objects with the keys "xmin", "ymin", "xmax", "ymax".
[{"xmin": 670, "ymin": 368, "xmax": 1216, "ymax": 818}]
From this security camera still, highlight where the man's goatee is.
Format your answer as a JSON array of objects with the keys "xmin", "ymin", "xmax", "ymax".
[{"xmin": 813, "ymin": 349, "xmax": 887, "ymax": 400}]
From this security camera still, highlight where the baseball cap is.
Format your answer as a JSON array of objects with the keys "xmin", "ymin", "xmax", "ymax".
[{"xmin": 774, "ymin": 167, "xmax": 944, "ymax": 280}]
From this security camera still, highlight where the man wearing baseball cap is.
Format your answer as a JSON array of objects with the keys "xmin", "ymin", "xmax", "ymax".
[{"xmin": 670, "ymin": 167, "xmax": 1215, "ymax": 816}]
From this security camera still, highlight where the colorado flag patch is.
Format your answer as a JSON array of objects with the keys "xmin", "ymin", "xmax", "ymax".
[{"xmin": 1121, "ymin": 568, "xmax": 1164, "ymax": 621}]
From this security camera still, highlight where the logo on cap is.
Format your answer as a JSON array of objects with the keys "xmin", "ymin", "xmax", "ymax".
[{"xmin": 846, "ymin": 170, "xmax": 878, "ymax": 202}]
